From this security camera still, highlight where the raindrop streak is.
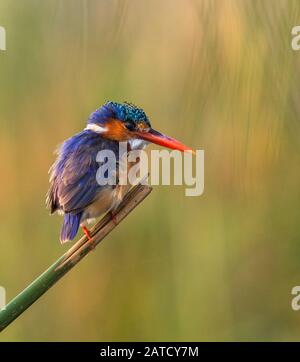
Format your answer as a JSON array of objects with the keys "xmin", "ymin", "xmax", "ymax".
[
  {"xmin": 0, "ymin": 26, "xmax": 6, "ymax": 51},
  {"xmin": 0, "ymin": 286, "xmax": 6, "ymax": 309}
]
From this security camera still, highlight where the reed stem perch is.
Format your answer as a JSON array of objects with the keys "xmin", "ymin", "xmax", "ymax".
[{"xmin": 0, "ymin": 183, "xmax": 152, "ymax": 332}]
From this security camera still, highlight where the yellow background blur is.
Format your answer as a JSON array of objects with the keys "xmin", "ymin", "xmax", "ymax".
[{"xmin": 1, "ymin": 0, "xmax": 300, "ymax": 341}]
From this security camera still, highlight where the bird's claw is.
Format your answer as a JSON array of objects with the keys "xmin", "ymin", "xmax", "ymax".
[
  {"xmin": 81, "ymin": 225, "xmax": 95, "ymax": 250},
  {"xmin": 110, "ymin": 211, "xmax": 118, "ymax": 226}
]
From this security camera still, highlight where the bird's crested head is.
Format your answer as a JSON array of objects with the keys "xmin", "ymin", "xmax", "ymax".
[
  {"xmin": 85, "ymin": 101, "xmax": 194, "ymax": 153},
  {"xmin": 86, "ymin": 101, "xmax": 151, "ymax": 141}
]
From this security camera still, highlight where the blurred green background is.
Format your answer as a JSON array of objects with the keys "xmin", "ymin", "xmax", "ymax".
[{"xmin": 1, "ymin": 0, "xmax": 300, "ymax": 341}]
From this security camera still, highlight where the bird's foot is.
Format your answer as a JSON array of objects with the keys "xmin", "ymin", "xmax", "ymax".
[
  {"xmin": 81, "ymin": 225, "xmax": 95, "ymax": 249},
  {"xmin": 110, "ymin": 211, "xmax": 118, "ymax": 226}
]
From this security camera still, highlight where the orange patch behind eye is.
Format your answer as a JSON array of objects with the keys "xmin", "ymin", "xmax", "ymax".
[{"xmin": 105, "ymin": 119, "xmax": 131, "ymax": 141}]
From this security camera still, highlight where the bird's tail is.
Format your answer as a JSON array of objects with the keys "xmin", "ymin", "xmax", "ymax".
[{"xmin": 60, "ymin": 212, "xmax": 82, "ymax": 244}]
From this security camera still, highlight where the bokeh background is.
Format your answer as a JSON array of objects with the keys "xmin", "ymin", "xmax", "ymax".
[{"xmin": 1, "ymin": 0, "xmax": 300, "ymax": 341}]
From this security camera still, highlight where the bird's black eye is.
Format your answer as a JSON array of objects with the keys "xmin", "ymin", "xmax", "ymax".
[{"xmin": 124, "ymin": 120, "xmax": 136, "ymax": 131}]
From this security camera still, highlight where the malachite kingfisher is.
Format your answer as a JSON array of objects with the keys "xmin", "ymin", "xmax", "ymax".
[{"xmin": 46, "ymin": 101, "xmax": 193, "ymax": 243}]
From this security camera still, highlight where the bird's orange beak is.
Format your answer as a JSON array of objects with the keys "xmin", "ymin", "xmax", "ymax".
[{"xmin": 135, "ymin": 128, "xmax": 195, "ymax": 154}]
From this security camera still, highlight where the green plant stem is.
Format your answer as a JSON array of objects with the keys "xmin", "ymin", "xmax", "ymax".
[{"xmin": 0, "ymin": 183, "xmax": 152, "ymax": 332}]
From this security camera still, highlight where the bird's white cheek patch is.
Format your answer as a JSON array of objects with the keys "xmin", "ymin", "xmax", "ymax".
[{"xmin": 84, "ymin": 123, "xmax": 107, "ymax": 133}]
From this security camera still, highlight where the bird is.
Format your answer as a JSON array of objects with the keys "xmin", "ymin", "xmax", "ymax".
[{"xmin": 46, "ymin": 101, "xmax": 194, "ymax": 244}]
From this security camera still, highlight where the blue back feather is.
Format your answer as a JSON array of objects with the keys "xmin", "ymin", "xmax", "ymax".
[
  {"xmin": 60, "ymin": 212, "xmax": 83, "ymax": 243},
  {"xmin": 47, "ymin": 130, "xmax": 120, "ymax": 214}
]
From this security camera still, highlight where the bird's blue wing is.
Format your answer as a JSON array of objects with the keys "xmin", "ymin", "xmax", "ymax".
[{"xmin": 47, "ymin": 131, "xmax": 118, "ymax": 214}]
